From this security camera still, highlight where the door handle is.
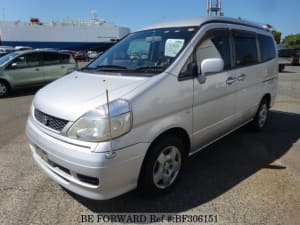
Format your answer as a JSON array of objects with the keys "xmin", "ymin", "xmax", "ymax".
[
  {"xmin": 226, "ymin": 77, "xmax": 236, "ymax": 85},
  {"xmin": 35, "ymin": 68, "xmax": 40, "ymax": 71},
  {"xmin": 237, "ymin": 74, "xmax": 246, "ymax": 81},
  {"xmin": 61, "ymin": 66, "xmax": 65, "ymax": 69}
]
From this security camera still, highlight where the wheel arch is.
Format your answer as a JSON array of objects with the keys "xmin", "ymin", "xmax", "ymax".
[
  {"xmin": 0, "ymin": 78, "xmax": 10, "ymax": 88},
  {"xmin": 261, "ymin": 93, "xmax": 271, "ymax": 108},
  {"xmin": 0, "ymin": 78, "xmax": 11, "ymax": 93},
  {"xmin": 138, "ymin": 127, "xmax": 191, "ymax": 179},
  {"xmin": 137, "ymin": 127, "xmax": 191, "ymax": 192},
  {"xmin": 147, "ymin": 127, "xmax": 191, "ymax": 156}
]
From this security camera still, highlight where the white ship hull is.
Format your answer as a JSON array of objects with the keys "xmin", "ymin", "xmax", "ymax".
[{"xmin": 0, "ymin": 19, "xmax": 130, "ymax": 50}]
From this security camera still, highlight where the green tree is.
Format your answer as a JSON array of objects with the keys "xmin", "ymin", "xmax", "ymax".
[
  {"xmin": 271, "ymin": 30, "xmax": 281, "ymax": 44},
  {"xmin": 283, "ymin": 33, "xmax": 300, "ymax": 49}
]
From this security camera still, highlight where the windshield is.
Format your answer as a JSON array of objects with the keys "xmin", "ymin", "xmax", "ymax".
[
  {"xmin": 0, "ymin": 52, "xmax": 19, "ymax": 66},
  {"xmin": 86, "ymin": 26, "xmax": 199, "ymax": 75}
]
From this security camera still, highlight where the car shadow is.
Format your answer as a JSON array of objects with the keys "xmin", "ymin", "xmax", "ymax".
[
  {"xmin": 65, "ymin": 110, "xmax": 300, "ymax": 214},
  {"xmin": 4, "ymin": 87, "xmax": 39, "ymax": 98},
  {"xmin": 280, "ymin": 70, "xmax": 297, "ymax": 73}
]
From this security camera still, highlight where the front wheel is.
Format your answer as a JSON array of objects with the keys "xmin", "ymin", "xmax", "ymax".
[
  {"xmin": 138, "ymin": 136, "xmax": 185, "ymax": 196},
  {"xmin": 251, "ymin": 99, "xmax": 269, "ymax": 131},
  {"xmin": 0, "ymin": 81, "xmax": 9, "ymax": 97}
]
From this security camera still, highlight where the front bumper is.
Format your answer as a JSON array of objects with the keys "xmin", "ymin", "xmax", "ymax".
[{"xmin": 26, "ymin": 117, "xmax": 149, "ymax": 200}]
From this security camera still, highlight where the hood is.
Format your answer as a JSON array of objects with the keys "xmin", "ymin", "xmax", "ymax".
[{"xmin": 34, "ymin": 71, "xmax": 149, "ymax": 121}]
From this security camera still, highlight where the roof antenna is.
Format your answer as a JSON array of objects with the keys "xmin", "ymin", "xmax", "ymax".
[{"xmin": 103, "ymin": 80, "xmax": 116, "ymax": 159}]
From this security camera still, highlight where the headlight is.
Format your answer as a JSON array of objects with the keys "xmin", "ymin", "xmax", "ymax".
[{"xmin": 67, "ymin": 99, "xmax": 131, "ymax": 142}]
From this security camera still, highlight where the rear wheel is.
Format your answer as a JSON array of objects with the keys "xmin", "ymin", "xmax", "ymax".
[
  {"xmin": 0, "ymin": 81, "xmax": 9, "ymax": 97},
  {"xmin": 138, "ymin": 136, "xmax": 185, "ymax": 196},
  {"xmin": 251, "ymin": 99, "xmax": 269, "ymax": 131},
  {"xmin": 279, "ymin": 64, "xmax": 284, "ymax": 72}
]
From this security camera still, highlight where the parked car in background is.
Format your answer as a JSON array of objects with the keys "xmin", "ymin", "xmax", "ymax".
[
  {"xmin": 15, "ymin": 46, "xmax": 33, "ymax": 51},
  {"xmin": 87, "ymin": 50, "xmax": 101, "ymax": 59},
  {"xmin": 0, "ymin": 46, "xmax": 15, "ymax": 57},
  {"xmin": 74, "ymin": 51, "xmax": 89, "ymax": 61},
  {"xmin": 278, "ymin": 49, "xmax": 300, "ymax": 71},
  {"xmin": 0, "ymin": 50, "xmax": 77, "ymax": 96},
  {"xmin": 60, "ymin": 50, "xmax": 77, "ymax": 61},
  {"xmin": 61, "ymin": 50, "xmax": 89, "ymax": 62},
  {"xmin": 0, "ymin": 49, "xmax": 7, "ymax": 58}
]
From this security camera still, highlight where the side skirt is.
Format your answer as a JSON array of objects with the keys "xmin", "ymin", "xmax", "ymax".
[{"xmin": 189, "ymin": 119, "xmax": 253, "ymax": 156}]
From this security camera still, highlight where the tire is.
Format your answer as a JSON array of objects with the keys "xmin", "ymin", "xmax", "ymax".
[
  {"xmin": 279, "ymin": 64, "xmax": 284, "ymax": 72},
  {"xmin": 250, "ymin": 98, "xmax": 269, "ymax": 131},
  {"xmin": 0, "ymin": 81, "xmax": 9, "ymax": 97},
  {"xmin": 138, "ymin": 136, "xmax": 186, "ymax": 196}
]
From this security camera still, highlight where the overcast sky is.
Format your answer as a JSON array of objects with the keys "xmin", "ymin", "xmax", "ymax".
[{"xmin": 1, "ymin": 0, "xmax": 299, "ymax": 37}]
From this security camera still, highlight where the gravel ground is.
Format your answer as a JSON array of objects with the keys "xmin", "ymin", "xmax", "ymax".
[{"xmin": 0, "ymin": 65, "xmax": 299, "ymax": 225}]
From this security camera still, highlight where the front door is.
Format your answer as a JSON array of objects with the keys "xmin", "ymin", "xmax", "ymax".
[
  {"xmin": 191, "ymin": 28, "xmax": 238, "ymax": 152},
  {"xmin": 6, "ymin": 53, "xmax": 44, "ymax": 88}
]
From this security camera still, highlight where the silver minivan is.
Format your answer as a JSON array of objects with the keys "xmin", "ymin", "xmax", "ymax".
[{"xmin": 26, "ymin": 17, "xmax": 278, "ymax": 200}]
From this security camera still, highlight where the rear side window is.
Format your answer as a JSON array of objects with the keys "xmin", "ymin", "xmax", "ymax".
[
  {"xmin": 258, "ymin": 35, "xmax": 276, "ymax": 62},
  {"xmin": 233, "ymin": 31, "xmax": 258, "ymax": 66},
  {"xmin": 43, "ymin": 52, "xmax": 61, "ymax": 65},
  {"xmin": 60, "ymin": 53, "xmax": 71, "ymax": 63}
]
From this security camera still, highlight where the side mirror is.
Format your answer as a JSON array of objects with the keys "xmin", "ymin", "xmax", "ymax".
[
  {"xmin": 198, "ymin": 58, "xmax": 224, "ymax": 84},
  {"xmin": 201, "ymin": 58, "xmax": 224, "ymax": 75},
  {"xmin": 9, "ymin": 63, "xmax": 17, "ymax": 69}
]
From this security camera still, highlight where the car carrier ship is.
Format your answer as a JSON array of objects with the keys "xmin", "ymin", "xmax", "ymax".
[{"xmin": 0, "ymin": 16, "xmax": 130, "ymax": 51}]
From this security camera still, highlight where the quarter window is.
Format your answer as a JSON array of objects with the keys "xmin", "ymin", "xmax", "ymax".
[{"xmin": 179, "ymin": 55, "xmax": 194, "ymax": 78}]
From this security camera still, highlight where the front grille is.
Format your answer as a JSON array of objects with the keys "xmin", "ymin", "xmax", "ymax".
[{"xmin": 34, "ymin": 109, "xmax": 68, "ymax": 132}]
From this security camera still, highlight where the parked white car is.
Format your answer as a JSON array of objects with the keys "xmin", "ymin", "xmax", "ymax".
[
  {"xmin": 26, "ymin": 16, "xmax": 278, "ymax": 200},
  {"xmin": 14, "ymin": 46, "xmax": 33, "ymax": 51},
  {"xmin": 0, "ymin": 46, "xmax": 15, "ymax": 57},
  {"xmin": 87, "ymin": 50, "xmax": 100, "ymax": 59}
]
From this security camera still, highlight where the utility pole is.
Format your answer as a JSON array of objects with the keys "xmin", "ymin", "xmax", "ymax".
[{"xmin": 207, "ymin": 0, "xmax": 223, "ymax": 16}]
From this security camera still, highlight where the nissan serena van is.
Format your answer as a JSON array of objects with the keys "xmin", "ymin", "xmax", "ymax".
[{"xmin": 26, "ymin": 17, "xmax": 278, "ymax": 200}]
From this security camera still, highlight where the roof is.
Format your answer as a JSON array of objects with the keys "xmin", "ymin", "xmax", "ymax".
[
  {"xmin": 11, "ymin": 49, "xmax": 69, "ymax": 55},
  {"xmin": 138, "ymin": 16, "xmax": 265, "ymax": 31}
]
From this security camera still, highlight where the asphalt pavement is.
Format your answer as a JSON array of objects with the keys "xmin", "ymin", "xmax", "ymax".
[{"xmin": 0, "ymin": 65, "xmax": 299, "ymax": 225}]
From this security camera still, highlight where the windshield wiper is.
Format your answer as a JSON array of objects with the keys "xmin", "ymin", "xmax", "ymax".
[
  {"xmin": 96, "ymin": 65, "xmax": 129, "ymax": 70},
  {"xmin": 135, "ymin": 66, "xmax": 164, "ymax": 72},
  {"xmin": 80, "ymin": 65, "xmax": 128, "ymax": 71}
]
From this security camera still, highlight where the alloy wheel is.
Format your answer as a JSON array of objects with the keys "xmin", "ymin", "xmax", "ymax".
[{"xmin": 153, "ymin": 146, "xmax": 182, "ymax": 189}]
